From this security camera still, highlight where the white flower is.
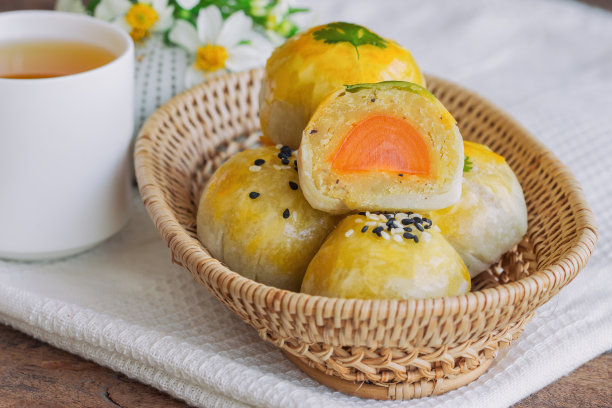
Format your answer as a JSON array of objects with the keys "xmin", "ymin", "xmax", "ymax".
[
  {"xmin": 94, "ymin": 0, "xmax": 174, "ymax": 42},
  {"xmin": 55, "ymin": 0, "xmax": 86, "ymax": 14},
  {"xmin": 264, "ymin": 28, "xmax": 287, "ymax": 47},
  {"xmin": 250, "ymin": 0, "xmax": 271, "ymax": 17},
  {"xmin": 264, "ymin": 0, "xmax": 293, "ymax": 30},
  {"xmin": 169, "ymin": 6, "xmax": 272, "ymax": 88},
  {"xmin": 269, "ymin": 0, "xmax": 291, "ymax": 22},
  {"xmin": 175, "ymin": 0, "xmax": 199, "ymax": 10}
]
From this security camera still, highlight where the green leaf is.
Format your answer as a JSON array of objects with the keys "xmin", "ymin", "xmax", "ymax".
[
  {"xmin": 288, "ymin": 7, "xmax": 309, "ymax": 15},
  {"xmin": 344, "ymin": 81, "xmax": 437, "ymax": 104},
  {"xmin": 312, "ymin": 22, "xmax": 387, "ymax": 58},
  {"xmin": 463, "ymin": 156, "xmax": 473, "ymax": 173}
]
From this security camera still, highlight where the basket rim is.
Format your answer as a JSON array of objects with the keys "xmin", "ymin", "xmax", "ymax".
[{"xmin": 134, "ymin": 68, "xmax": 598, "ymax": 319}]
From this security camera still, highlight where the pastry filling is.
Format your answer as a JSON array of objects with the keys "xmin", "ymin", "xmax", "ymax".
[{"xmin": 329, "ymin": 114, "xmax": 432, "ymax": 176}]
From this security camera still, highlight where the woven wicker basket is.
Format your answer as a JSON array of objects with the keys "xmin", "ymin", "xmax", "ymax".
[{"xmin": 134, "ymin": 69, "xmax": 597, "ymax": 400}]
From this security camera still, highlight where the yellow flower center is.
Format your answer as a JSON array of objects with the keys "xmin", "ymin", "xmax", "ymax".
[
  {"xmin": 195, "ymin": 44, "xmax": 229, "ymax": 72},
  {"xmin": 129, "ymin": 28, "xmax": 149, "ymax": 42},
  {"xmin": 125, "ymin": 3, "xmax": 158, "ymax": 41},
  {"xmin": 265, "ymin": 14, "xmax": 277, "ymax": 30}
]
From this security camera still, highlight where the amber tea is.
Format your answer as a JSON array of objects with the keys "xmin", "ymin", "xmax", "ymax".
[{"xmin": 0, "ymin": 40, "xmax": 116, "ymax": 79}]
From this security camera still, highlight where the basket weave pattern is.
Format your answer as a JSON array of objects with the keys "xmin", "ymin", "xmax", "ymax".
[{"xmin": 135, "ymin": 69, "xmax": 596, "ymax": 400}]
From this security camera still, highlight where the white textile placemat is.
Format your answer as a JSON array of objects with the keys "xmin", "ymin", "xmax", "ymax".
[{"xmin": 1, "ymin": 0, "xmax": 611, "ymax": 407}]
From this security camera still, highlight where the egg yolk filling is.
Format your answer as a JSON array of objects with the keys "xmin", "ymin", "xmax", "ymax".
[{"xmin": 330, "ymin": 115, "xmax": 432, "ymax": 176}]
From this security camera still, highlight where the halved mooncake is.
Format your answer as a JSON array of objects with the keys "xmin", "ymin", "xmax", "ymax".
[
  {"xmin": 298, "ymin": 81, "xmax": 464, "ymax": 214},
  {"xmin": 431, "ymin": 141, "xmax": 528, "ymax": 277},
  {"xmin": 197, "ymin": 146, "xmax": 339, "ymax": 292},
  {"xmin": 259, "ymin": 22, "xmax": 425, "ymax": 149},
  {"xmin": 301, "ymin": 212, "xmax": 470, "ymax": 300}
]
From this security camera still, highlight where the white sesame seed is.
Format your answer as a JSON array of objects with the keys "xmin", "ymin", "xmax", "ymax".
[
  {"xmin": 422, "ymin": 232, "xmax": 432, "ymax": 242},
  {"xmin": 249, "ymin": 165, "xmax": 262, "ymax": 172},
  {"xmin": 391, "ymin": 228, "xmax": 403, "ymax": 234},
  {"xmin": 367, "ymin": 214, "xmax": 378, "ymax": 221},
  {"xmin": 345, "ymin": 229, "xmax": 354, "ymax": 237},
  {"xmin": 409, "ymin": 213, "xmax": 422, "ymax": 219},
  {"xmin": 365, "ymin": 211, "xmax": 371, "ymax": 217},
  {"xmin": 393, "ymin": 234, "xmax": 403, "ymax": 243},
  {"xmin": 273, "ymin": 165, "xmax": 291, "ymax": 170},
  {"xmin": 354, "ymin": 218, "xmax": 363, "ymax": 223},
  {"xmin": 395, "ymin": 213, "xmax": 407, "ymax": 220},
  {"xmin": 365, "ymin": 221, "xmax": 377, "ymax": 226},
  {"xmin": 275, "ymin": 144, "xmax": 283, "ymax": 149},
  {"xmin": 381, "ymin": 231, "xmax": 390, "ymax": 240}
]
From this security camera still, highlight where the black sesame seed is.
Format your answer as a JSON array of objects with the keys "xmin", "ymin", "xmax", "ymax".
[
  {"xmin": 423, "ymin": 218, "xmax": 433, "ymax": 229},
  {"xmin": 403, "ymin": 227, "xmax": 412, "ymax": 232},
  {"xmin": 412, "ymin": 217, "xmax": 422, "ymax": 224},
  {"xmin": 413, "ymin": 235, "xmax": 419, "ymax": 243},
  {"xmin": 403, "ymin": 232, "xmax": 415, "ymax": 239},
  {"xmin": 289, "ymin": 181, "xmax": 298, "ymax": 190},
  {"xmin": 415, "ymin": 223, "xmax": 424, "ymax": 232},
  {"xmin": 358, "ymin": 212, "xmax": 366, "ymax": 215},
  {"xmin": 386, "ymin": 219, "xmax": 395, "ymax": 227},
  {"xmin": 383, "ymin": 214, "xmax": 393, "ymax": 220},
  {"xmin": 249, "ymin": 192, "xmax": 260, "ymax": 199},
  {"xmin": 309, "ymin": 129, "xmax": 318, "ymax": 134},
  {"xmin": 361, "ymin": 226, "xmax": 369, "ymax": 233},
  {"xmin": 281, "ymin": 158, "xmax": 290, "ymax": 165},
  {"xmin": 372, "ymin": 226, "xmax": 384, "ymax": 235},
  {"xmin": 398, "ymin": 173, "xmax": 403, "ymax": 177},
  {"xmin": 401, "ymin": 218, "xmax": 414, "ymax": 225},
  {"xmin": 278, "ymin": 150, "xmax": 292, "ymax": 160},
  {"xmin": 280, "ymin": 145, "xmax": 292, "ymax": 153},
  {"xmin": 282, "ymin": 208, "xmax": 290, "ymax": 218},
  {"xmin": 254, "ymin": 159, "xmax": 265, "ymax": 166},
  {"xmin": 370, "ymin": 98, "xmax": 375, "ymax": 102}
]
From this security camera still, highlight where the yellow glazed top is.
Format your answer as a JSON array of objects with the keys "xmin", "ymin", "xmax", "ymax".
[
  {"xmin": 197, "ymin": 146, "xmax": 339, "ymax": 291},
  {"xmin": 301, "ymin": 213, "xmax": 470, "ymax": 300},
  {"xmin": 261, "ymin": 22, "xmax": 425, "ymax": 142}
]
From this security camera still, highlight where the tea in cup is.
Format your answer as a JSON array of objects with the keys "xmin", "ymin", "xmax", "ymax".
[{"xmin": 0, "ymin": 11, "xmax": 135, "ymax": 260}]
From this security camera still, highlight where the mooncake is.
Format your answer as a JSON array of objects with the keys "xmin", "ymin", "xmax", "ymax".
[
  {"xmin": 431, "ymin": 141, "xmax": 528, "ymax": 277},
  {"xmin": 298, "ymin": 81, "xmax": 464, "ymax": 214},
  {"xmin": 301, "ymin": 212, "xmax": 470, "ymax": 300},
  {"xmin": 197, "ymin": 145, "xmax": 339, "ymax": 291}
]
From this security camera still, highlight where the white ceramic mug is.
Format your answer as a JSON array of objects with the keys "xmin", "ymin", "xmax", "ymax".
[{"xmin": 0, "ymin": 11, "xmax": 134, "ymax": 261}]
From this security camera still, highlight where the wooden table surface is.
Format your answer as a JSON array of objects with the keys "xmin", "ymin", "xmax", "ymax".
[{"xmin": 1, "ymin": 1, "xmax": 610, "ymax": 407}]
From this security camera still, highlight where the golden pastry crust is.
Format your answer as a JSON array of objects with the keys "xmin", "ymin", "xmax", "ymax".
[
  {"xmin": 197, "ymin": 146, "xmax": 339, "ymax": 291},
  {"xmin": 298, "ymin": 81, "xmax": 464, "ymax": 214},
  {"xmin": 431, "ymin": 141, "xmax": 528, "ymax": 277},
  {"xmin": 259, "ymin": 22, "xmax": 425, "ymax": 149},
  {"xmin": 301, "ymin": 213, "xmax": 470, "ymax": 300}
]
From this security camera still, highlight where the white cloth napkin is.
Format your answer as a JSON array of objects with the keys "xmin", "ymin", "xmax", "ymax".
[{"xmin": 1, "ymin": 0, "xmax": 611, "ymax": 407}]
